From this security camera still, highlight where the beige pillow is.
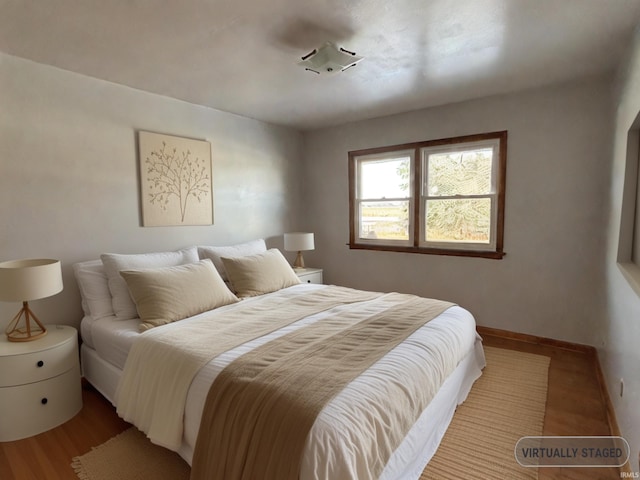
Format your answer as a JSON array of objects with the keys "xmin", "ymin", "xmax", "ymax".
[
  {"xmin": 101, "ymin": 247, "xmax": 199, "ymax": 320},
  {"xmin": 120, "ymin": 259, "xmax": 238, "ymax": 331},
  {"xmin": 197, "ymin": 239, "xmax": 267, "ymax": 281},
  {"xmin": 222, "ymin": 248, "xmax": 301, "ymax": 298}
]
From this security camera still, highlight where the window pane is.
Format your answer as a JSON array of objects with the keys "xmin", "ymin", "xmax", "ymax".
[
  {"xmin": 360, "ymin": 200, "xmax": 409, "ymax": 240},
  {"xmin": 427, "ymin": 148, "xmax": 492, "ymax": 196},
  {"xmin": 425, "ymin": 198, "xmax": 491, "ymax": 243},
  {"xmin": 360, "ymin": 157, "xmax": 410, "ymax": 199}
]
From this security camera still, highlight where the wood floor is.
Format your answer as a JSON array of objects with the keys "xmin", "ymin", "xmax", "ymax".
[
  {"xmin": 0, "ymin": 329, "xmax": 626, "ymax": 480},
  {"xmin": 480, "ymin": 329, "xmax": 623, "ymax": 480}
]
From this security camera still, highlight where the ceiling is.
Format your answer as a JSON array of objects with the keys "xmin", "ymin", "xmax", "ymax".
[{"xmin": 2, "ymin": 0, "xmax": 640, "ymax": 131}]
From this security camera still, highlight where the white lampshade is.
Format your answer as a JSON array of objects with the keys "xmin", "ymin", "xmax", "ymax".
[
  {"xmin": 284, "ymin": 233, "xmax": 315, "ymax": 269},
  {"xmin": 0, "ymin": 259, "xmax": 63, "ymax": 302},
  {"xmin": 284, "ymin": 233, "xmax": 315, "ymax": 252},
  {"xmin": 0, "ymin": 259, "xmax": 63, "ymax": 342}
]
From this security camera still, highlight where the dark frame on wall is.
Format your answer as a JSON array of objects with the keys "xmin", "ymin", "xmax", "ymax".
[{"xmin": 616, "ymin": 111, "xmax": 640, "ymax": 296}]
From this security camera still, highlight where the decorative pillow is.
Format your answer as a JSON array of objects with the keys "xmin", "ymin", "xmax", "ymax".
[
  {"xmin": 120, "ymin": 259, "xmax": 238, "ymax": 331},
  {"xmin": 73, "ymin": 259, "xmax": 115, "ymax": 320},
  {"xmin": 221, "ymin": 248, "xmax": 301, "ymax": 298},
  {"xmin": 101, "ymin": 247, "xmax": 199, "ymax": 320},
  {"xmin": 197, "ymin": 239, "xmax": 267, "ymax": 281}
]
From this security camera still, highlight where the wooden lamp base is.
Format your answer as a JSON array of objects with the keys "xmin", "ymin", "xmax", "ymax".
[
  {"xmin": 293, "ymin": 251, "xmax": 306, "ymax": 269},
  {"xmin": 5, "ymin": 301, "xmax": 47, "ymax": 342}
]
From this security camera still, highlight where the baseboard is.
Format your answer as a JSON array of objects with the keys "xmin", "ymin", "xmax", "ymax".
[
  {"xmin": 477, "ymin": 326, "xmax": 633, "ymax": 474},
  {"xmin": 591, "ymin": 348, "xmax": 634, "ymax": 475},
  {"xmin": 476, "ymin": 325, "xmax": 595, "ymax": 354}
]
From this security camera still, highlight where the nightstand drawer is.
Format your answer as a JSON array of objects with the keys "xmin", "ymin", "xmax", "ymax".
[
  {"xmin": 0, "ymin": 363, "xmax": 82, "ymax": 441},
  {"xmin": 298, "ymin": 271, "xmax": 323, "ymax": 284},
  {"xmin": 295, "ymin": 268, "xmax": 323, "ymax": 284},
  {"xmin": 0, "ymin": 336, "xmax": 77, "ymax": 387}
]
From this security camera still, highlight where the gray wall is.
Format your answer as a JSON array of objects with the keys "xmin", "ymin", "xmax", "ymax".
[
  {"xmin": 302, "ymin": 76, "xmax": 612, "ymax": 346},
  {"xmin": 602, "ymin": 27, "xmax": 640, "ymax": 472},
  {"xmin": 0, "ymin": 53, "xmax": 304, "ymax": 330}
]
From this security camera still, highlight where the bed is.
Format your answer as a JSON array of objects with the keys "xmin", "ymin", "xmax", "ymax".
[{"xmin": 74, "ymin": 240, "xmax": 485, "ymax": 480}]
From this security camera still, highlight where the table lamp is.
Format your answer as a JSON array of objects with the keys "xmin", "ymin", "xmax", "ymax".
[
  {"xmin": 284, "ymin": 232, "xmax": 315, "ymax": 269},
  {"xmin": 0, "ymin": 259, "xmax": 63, "ymax": 342}
]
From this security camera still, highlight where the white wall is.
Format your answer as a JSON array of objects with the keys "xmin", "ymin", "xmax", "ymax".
[
  {"xmin": 0, "ymin": 53, "xmax": 303, "ymax": 330},
  {"xmin": 303, "ymin": 76, "xmax": 611, "ymax": 346},
  {"xmin": 602, "ymin": 27, "xmax": 640, "ymax": 473}
]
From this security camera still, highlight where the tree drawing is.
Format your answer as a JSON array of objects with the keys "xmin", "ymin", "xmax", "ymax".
[{"xmin": 145, "ymin": 141, "xmax": 210, "ymax": 222}]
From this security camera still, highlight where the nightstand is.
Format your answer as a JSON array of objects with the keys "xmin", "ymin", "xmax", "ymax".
[
  {"xmin": 295, "ymin": 267, "xmax": 323, "ymax": 284},
  {"xmin": 0, "ymin": 325, "xmax": 82, "ymax": 441}
]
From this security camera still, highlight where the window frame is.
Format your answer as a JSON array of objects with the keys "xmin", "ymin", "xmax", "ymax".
[
  {"xmin": 352, "ymin": 148, "xmax": 416, "ymax": 248},
  {"xmin": 348, "ymin": 131, "xmax": 507, "ymax": 259}
]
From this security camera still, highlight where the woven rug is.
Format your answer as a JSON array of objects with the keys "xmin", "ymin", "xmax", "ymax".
[
  {"xmin": 71, "ymin": 346, "xmax": 549, "ymax": 480},
  {"xmin": 421, "ymin": 346, "xmax": 550, "ymax": 480},
  {"xmin": 71, "ymin": 427, "xmax": 190, "ymax": 480}
]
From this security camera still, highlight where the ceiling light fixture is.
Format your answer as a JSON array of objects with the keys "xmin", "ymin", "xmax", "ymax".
[{"xmin": 298, "ymin": 42, "xmax": 363, "ymax": 75}]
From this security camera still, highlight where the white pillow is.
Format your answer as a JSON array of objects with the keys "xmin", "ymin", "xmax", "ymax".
[
  {"xmin": 198, "ymin": 239, "xmax": 267, "ymax": 281},
  {"xmin": 222, "ymin": 248, "xmax": 301, "ymax": 298},
  {"xmin": 73, "ymin": 260, "xmax": 114, "ymax": 320},
  {"xmin": 120, "ymin": 259, "xmax": 239, "ymax": 331},
  {"xmin": 101, "ymin": 247, "xmax": 199, "ymax": 320}
]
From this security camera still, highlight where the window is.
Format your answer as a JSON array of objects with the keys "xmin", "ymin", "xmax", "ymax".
[
  {"xmin": 617, "ymin": 111, "xmax": 640, "ymax": 296},
  {"xmin": 349, "ymin": 131, "xmax": 507, "ymax": 259}
]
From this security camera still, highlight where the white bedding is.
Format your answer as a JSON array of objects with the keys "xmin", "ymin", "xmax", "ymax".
[{"xmin": 81, "ymin": 283, "xmax": 484, "ymax": 479}]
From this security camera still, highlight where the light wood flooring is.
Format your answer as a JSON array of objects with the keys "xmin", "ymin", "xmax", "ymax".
[
  {"xmin": 480, "ymin": 329, "xmax": 623, "ymax": 480},
  {"xmin": 0, "ymin": 329, "xmax": 626, "ymax": 480}
]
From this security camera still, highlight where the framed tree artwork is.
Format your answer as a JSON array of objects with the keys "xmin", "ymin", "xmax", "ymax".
[{"xmin": 138, "ymin": 131, "xmax": 213, "ymax": 226}]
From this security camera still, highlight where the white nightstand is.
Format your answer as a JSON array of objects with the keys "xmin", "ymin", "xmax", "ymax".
[
  {"xmin": 295, "ymin": 267, "xmax": 323, "ymax": 284},
  {"xmin": 0, "ymin": 325, "xmax": 83, "ymax": 442}
]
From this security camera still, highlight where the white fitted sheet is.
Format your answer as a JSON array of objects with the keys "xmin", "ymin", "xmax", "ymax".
[
  {"xmin": 80, "ymin": 284, "xmax": 484, "ymax": 479},
  {"xmin": 88, "ymin": 315, "xmax": 140, "ymax": 369}
]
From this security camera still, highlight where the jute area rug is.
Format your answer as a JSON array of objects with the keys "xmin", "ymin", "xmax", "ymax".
[
  {"xmin": 71, "ymin": 346, "xmax": 549, "ymax": 480},
  {"xmin": 421, "ymin": 346, "xmax": 550, "ymax": 480}
]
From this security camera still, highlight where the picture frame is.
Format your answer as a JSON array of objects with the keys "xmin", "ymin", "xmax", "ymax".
[{"xmin": 138, "ymin": 131, "xmax": 213, "ymax": 226}]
